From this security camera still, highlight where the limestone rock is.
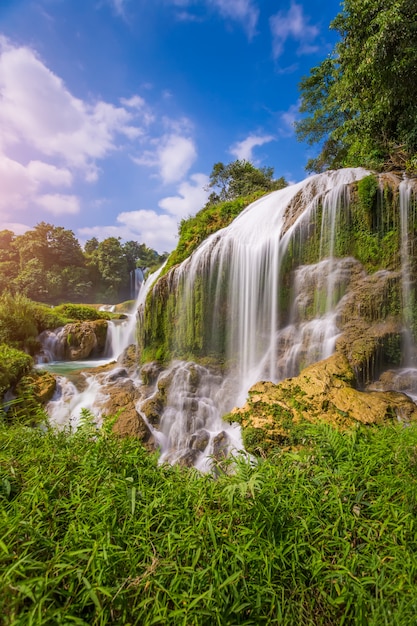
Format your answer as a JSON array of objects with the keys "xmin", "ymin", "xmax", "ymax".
[
  {"xmin": 100, "ymin": 377, "xmax": 152, "ymax": 445},
  {"xmin": 231, "ymin": 353, "xmax": 417, "ymax": 455},
  {"xmin": 58, "ymin": 320, "xmax": 108, "ymax": 360}
]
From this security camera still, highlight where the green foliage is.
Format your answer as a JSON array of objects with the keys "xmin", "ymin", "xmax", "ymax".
[
  {"xmin": 53, "ymin": 303, "xmax": 110, "ymax": 322},
  {"xmin": 296, "ymin": 0, "xmax": 417, "ymax": 172},
  {"xmin": 0, "ymin": 344, "xmax": 32, "ymax": 397},
  {"xmin": 2, "ymin": 420, "xmax": 417, "ymax": 623},
  {"xmin": 164, "ymin": 191, "xmax": 268, "ymax": 274},
  {"xmin": 207, "ymin": 160, "xmax": 287, "ymax": 204}
]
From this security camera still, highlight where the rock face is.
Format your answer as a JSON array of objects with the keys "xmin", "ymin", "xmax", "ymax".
[
  {"xmin": 99, "ymin": 370, "xmax": 153, "ymax": 445},
  {"xmin": 229, "ymin": 353, "xmax": 417, "ymax": 455},
  {"xmin": 58, "ymin": 320, "xmax": 108, "ymax": 360}
]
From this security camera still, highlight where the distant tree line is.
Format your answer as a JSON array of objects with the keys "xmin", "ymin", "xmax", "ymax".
[{"xmin": 0, "ymin": 223, "xmax": 167, "ymax": 304}]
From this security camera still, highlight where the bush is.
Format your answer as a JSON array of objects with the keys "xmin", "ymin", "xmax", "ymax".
[{"xmin": 0, "ymin": 344, "xmax": 33, "ymax": 397}]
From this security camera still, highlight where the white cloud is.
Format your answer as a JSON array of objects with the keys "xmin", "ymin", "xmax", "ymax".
[
  {"xmin": 159, "ymin": 135, "xmax": 197, "ymax": 184},
  {"xmin": 270, "ymin": 2, "xmax": 319, "ymax": 59},
  {"xmin": 0, "ymin": 221, "xmax": 31, "ymax": 235},
  {"xmin": 0, "ymin": 38, "xmax": 143, "ymax": 177},
  {"xmin": 158, "ymin": 173, "xmax": 209, "ymax": 217},
  {"xmin": 79, "ymin": 211, "xmax": 179, "ymax": 253},
  {"xmin": 120, "ymin": 95, "xmax": 146, "ymax": 109},
  {"xmin": 35, "ymin": 194, "xmax": 80, "ymax": 216},
  {"xmin": 78, "ymin": 173, "xmax": 209, "ymax": 252},
  {"xmin": 0, "ymin": 155, "xmax": 73, "ymax": 216},
  {"xmin": 27, "ymin": 161, "xmax": 73, "ymax": 187},
  {"xmin": 280, "ymin": 102, "xmax": 300, "ymax": 136},
  {"xmin": 209, "ymin": 0, "xmax": 259, "ymax": 39},
  {"xmin": 134, "ymin": 133, "xmax": 197, "ymax": 184},
  {"xmin": 229, "ymin": 134, "xmax": 275, "ymax": 161}
]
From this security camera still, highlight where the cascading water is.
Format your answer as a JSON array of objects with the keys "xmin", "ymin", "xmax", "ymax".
[
  {"xmin": 42, "ymin": 168, "xmax": 417, "ymax": 469},
  {"xmin": 167, "ymin": 168, "xmax": 369, "ymax": 404},
  {"xmin": 131, "ymin": 267, "xmax": 144, "ymax": 299},
  {"xmin": 45, "ymin": 266, "xmax": 165, "ymax": 429}
]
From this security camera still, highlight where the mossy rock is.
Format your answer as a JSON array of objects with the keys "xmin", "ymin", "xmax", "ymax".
[{"xmin": 231, "ymin": 353, "xmax": 417, "ymax": 456}]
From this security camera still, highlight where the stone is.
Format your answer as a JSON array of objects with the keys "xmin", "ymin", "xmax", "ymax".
[{"xmin": 232, "ymin": 353, "xmax": 417, "ymax": 455}]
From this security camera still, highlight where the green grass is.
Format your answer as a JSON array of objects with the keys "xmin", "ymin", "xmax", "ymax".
[{"xmin": 2, "ymin": 416, "xmax": 417, "ymax": 624}]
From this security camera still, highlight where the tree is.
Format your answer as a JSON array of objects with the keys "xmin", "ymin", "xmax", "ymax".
[
  {"xmin": 96, "ymin": 237, "xmax": 128, "ymax": 300},
  {"xmin": 296, "ymin": 0, "xmax": 417, "ymax": 172},
  {"xmin": 206, "ymin": 160, "xmax": 287, "ymax": 204}
]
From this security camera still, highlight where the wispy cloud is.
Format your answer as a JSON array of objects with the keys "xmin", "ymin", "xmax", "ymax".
[
  {"xmin": 208, "ymin": 0, "xmax": 259, "ymax": 39},
  {"xmin": 133, "ymin": 133, "xmax": 197, "ymax": 185},
  {"xmin": 230, "ymin": 134, "xmax": 275, "ymax": 161},
  {"xmin": 108, "ymin": 0, "xmax": 129, "ymax": 17},
  {"xmin": 270, "ymin": 2, "xmax": 319, "ymax": 59},
  {"xmin": 166, "ymin": 0, "xmax": 259, "ymax": 38},
  {"xmin": 78, "ymin": 173, "xmax": 209, "ymax": 252},
  {"xmin": 280, "ymin": 101, "xmax": 300, "ymax": 136}
]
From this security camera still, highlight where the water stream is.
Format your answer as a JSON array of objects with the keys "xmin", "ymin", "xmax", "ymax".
[{"xmin": 39, "ymin": 168, "xmax": 417, "ymax": 468}]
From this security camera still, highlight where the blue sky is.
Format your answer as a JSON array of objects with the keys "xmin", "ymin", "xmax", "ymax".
[{"xmin": 0, "ymin": 0, "xmax": 341, "ymax": 252}]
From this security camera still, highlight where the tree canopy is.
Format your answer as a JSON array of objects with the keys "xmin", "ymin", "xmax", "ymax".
[
  {"xmin": 296, "ymin": 0, "xmax": 417, "ymax": 172},
  {"xmin": 206, "ymin": 160, "xmax": 287, "ymax": 205},
  {"xmin": 0, "ymin": 224, "xmax": 164, "ymax": 304}
]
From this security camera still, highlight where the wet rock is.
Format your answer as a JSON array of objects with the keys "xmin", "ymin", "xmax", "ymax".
[
  {"xmin": 17, "ymin": 370, "xmax": 57, "ymax": 404},
  {"xmin": 117, "ymin": 345, "xmax": 139, "ymax": 374},
  {"xmin": 212, "ymin": 430, "xmax": 229, "ymax": 461},
  {"xmin": 178, "ymin": 449, "xmax": 201, "ymax": 467},
  {"xmin": 140, "ymin": 394, "xmax": 164, "ymax": 426},
  {"xmin": 58, "ymin": 320, "xmax": 108, "ymax": 360},
  {"xmin": 189, "ymin": 429, "xmax": 210, "ymax": 452},
  {"xmin": 140, "ymin": 361, "xmax": 163, "ymax": 386},
  {"xmin": 100, "ymin": 377, "xmax": 152, "ymax": 444},
  {"xmin": 105, "ymin": 367, "xmax": 128, "ymax": 382},
  {"xmin": 232, "ymin": 353, "xmax": 417, "ymax": 455}
]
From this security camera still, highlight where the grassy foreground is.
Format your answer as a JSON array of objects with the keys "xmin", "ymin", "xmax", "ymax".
[{"xmin": 1, "ymin": 416, "xmax": 417, "ymax": 625}]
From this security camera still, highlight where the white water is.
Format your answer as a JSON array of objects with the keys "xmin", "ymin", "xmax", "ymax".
[
  {"xmin": 43, "ymin": 169, "xmax": 417, "ymax": 468},
  {"xmin": 45, "ymin": 266, "xmax": 165, "ymax": 428},
  {"xmin": 399, "ymin": 178, "xmax": 416, "ymax": 365},
  {"xmin": 172, "ymin": 168, "xmax": 369, "ymax": 404}
]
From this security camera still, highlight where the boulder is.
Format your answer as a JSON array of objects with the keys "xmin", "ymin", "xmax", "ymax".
[
  {"xmin": 100, "ymin": 377, "xmax": 152, "ymax": 444},
  {"xmin": 230, "ymin": 353, "xmax": 417, "ymax": 455},
  {"xmin": 57, "ymin": 320, "xmax": 108, "ymax": 360}
]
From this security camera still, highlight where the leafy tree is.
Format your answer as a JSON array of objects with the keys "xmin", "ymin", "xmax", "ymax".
[
  {"xmin": 206, "ymin": 160, "xmax": 287, "ymax": 204},
  {"xmin": 84, "ymin": 237, "xmax": 99, "ymax": 255},
  {"xmin": 96, "ymin": 237, "xmax": 128, "ymax": 300},
  {"xmin": 296, "ymin": 0, "xmax": 417, "ymax": 172}
]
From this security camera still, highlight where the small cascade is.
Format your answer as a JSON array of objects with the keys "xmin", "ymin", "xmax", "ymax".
[
  {"xmin": 103, "ymin": 319, "xmax": 131, "ymax": 360},
  {"xmin": 131, "ymin": 267, "xmax": 144, "ymax": 299},
  {"xmin": 138, "ymin": 361, "xmax": 242, "ymax": 471},
  {"xmin": 399, "ymin": 178, "xmax": 416, "ymax": 365},
  {"xmin": 47, "ymin": 374, "xmax": 107, "ymax": 429},
  {"xmin": 36, "ymin": 328, "xmax": 64, "ymax": 363}
]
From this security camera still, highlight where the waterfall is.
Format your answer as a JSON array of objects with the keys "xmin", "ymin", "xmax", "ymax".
[
  {"xmin": 399, "ymin": 178, "xmax": 416, "ymax": 365},
  {"xmin": 131, "ymin": 267, "xmax": 144, "ymax": 299},
  {"xmin": 167, "ymin": 168, "xmax": 369, "ymax": 404},
  {"xmin": 42, "ymin": 168, "xmax": 417, "ymax": 469}
]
